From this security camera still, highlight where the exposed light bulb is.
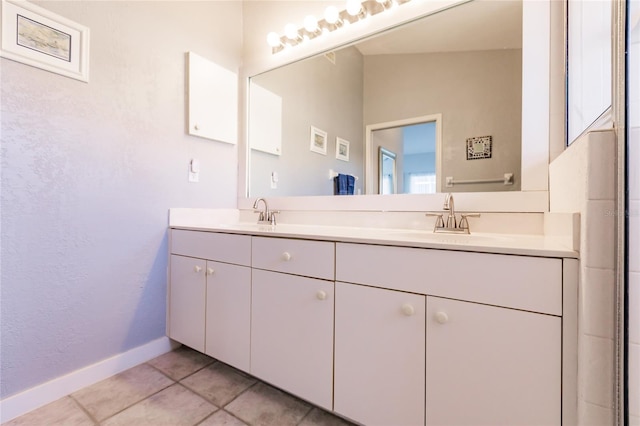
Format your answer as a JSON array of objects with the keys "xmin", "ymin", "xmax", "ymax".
[
  {"xmin": 324, "ymin": 6, "xmax": 340, "ymax": 24},
  {"xmin": 346, "ymin": 0, "xmax": 362, "ymax": 16},
  {"xmin": 267, "ymin": 31, "xmax": 281, "ymax": 47},
  {"xmin": 304, "ymin": 15, "xmax": 319, "ymax": 33},
  {"xmin": 284, "ymin": 23, "xmax": 299, "ymax": 40}
]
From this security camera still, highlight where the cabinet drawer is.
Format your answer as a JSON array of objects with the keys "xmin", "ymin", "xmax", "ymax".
[
  {"xmin": 171, "ymin": 229, "xmax": 251, "ymax": 266},
  {"xmin": 336, "ymin": 243, "xmax": 562, "ymax": 316},
  {"xmin": 252, "ymin": 237, "xmax": 334, "ymax": 280}
]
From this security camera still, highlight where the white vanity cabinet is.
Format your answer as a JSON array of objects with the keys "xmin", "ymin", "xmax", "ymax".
[
  {"xmin": 168, "ymin": 230, "xmax": 251, "ymax": 371},
  {"xmin": 169, "ymin": 254, "xmax": 207, "ymax": 352},
  {"xmin": 426, "ymin": 296, "xmax": 561, "ymax": 426},
  {"xmin": 250, "ymin": 237, "xmax": 335, "ymax": 411},
  {"xmin": 334, "ymin": 282, "xmax": 426, "ymax": 426},
  {"xmin": 168, "ymin": 227, "xmax": 576, "ymax": 426},
  {"xmin": 204, "ymin": 261, "xmax": 251, "ymax": 371},
  {"xmin": 335, "ymin": 242, "xmax": 564, "ymax": 426}
]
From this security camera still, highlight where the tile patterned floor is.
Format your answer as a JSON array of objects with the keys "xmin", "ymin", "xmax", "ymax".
[{"xmin": 4, "ymin": 346, "xmax": 355, "ymax": 426}]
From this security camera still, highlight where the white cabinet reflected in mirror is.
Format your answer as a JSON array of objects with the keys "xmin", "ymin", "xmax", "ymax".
[{"xmin": 248, "ymin": 0, "xmax": 524, "ymax": 197}]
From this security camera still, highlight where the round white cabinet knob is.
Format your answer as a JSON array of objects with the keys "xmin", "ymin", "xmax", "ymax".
[
  {"xmin": 316, "ymin": 290, "xmax": 327, "ymax": 300},
  {"xmin": 401, "ymin": 303, "xmax": 415, "ymax": 316},
  {"xmin": 282, "ymin": 252, "xmax": 292, "ymax": 261},
  {"xmin": 194, "ymin": 265, "xmax": 202, "ymax": 273},
  {"xmin": 206, "ymin": 268, "xmax": 215, "ymax": 276},
  {"xmin": 435, "ymin": 311, "xmax": 449, "ymax": 324}
]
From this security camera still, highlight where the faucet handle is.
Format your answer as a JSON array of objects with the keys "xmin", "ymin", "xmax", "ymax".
[
  {"xmin": 460, "ymin": 213, "xmax": 481, "ymax": 219},
  {"xmin": 458, "ymin": 213, "xmax": 481, "ymax": 231},
  {"xmin": 425, "ymin": 212, "xmax": 445, "ymax": 229},
  {"xmin": 268, "ymin": 210, "xmax": 280, "ymax": 225}
]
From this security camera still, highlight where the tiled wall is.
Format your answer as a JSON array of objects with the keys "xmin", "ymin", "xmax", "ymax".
[
  {"xmin": 628, "ymin": 0, "xmax": 639, "ymax": 423},
  {"xmin": 549, "ymin": 129, "xmax": 616, "ymax": 424}
]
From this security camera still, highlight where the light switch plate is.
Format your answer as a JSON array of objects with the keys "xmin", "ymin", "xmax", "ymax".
[{"xmin": 188, "ymin": 168, "xmax": 199, "ymax": 183}]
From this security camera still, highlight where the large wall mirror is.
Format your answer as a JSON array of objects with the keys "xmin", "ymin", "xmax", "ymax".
[{"xmin": 248, "ymin": 0, "xmax": 524, "ymax": 198}]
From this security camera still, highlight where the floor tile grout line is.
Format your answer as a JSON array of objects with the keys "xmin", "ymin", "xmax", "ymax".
[
  {"xmin": 173, "ymin": 379, "xmax": 223, "ymax": 412},
  {"xmin": 145, "ymin": 357, "xmax": 217, "ymax": 382},
  {"xmin": 295, "ymin": 405, "xmax": 315, "ymax": 426},
  {"xmin": 92, "ymin": 377, "xmax": 177, "ymax": 424},
  {"xmin": 193, "ymin": 407, "xmax": 221, "ymax": 426},
  {"xmin": 221, "ymin": 408, "xmax": 252, "ymax": 426},
  {"xmin": 175, "ymin": 361, "xmax": 257, "ymax": 409},
  {"xmin": 67, "ymin": 394, "xmax": 101, "ymax": 426},
  {"xmin": 221, "ymin": 379, "xmax": 261, "ymax": 409}
]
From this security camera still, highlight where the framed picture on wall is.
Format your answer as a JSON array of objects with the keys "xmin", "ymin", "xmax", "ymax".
[
  {"xmin": 309, "ymin": 126, "xmax": 327, "ymax": 155},
  {"xmin": 0, "ymin": 0, "xmax": 90, "ymax": 82},
  {"xmin": 336, "ymin": 137, "xmax": 350, "ymax": 161}
]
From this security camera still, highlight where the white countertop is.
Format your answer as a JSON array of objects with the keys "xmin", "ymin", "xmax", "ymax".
[{"xmin": 170, "ymin": 222, "xmax": 579, "ymax": 258}]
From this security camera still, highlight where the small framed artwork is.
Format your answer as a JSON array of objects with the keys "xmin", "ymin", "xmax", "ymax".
[
  {"xmin": 0, "ymin": 0, "xmax": 90, "ymax": 82},
  {"xmin": 309, "ymin": 126, "xmax": 327, "ymax": 155},
  {"xmin": 466, "ymin": 135, "xmax": 492, "ymax": 160},
  {"xmin": 336, "ymin": 137, "xmax": 350, "ymax": 161}
]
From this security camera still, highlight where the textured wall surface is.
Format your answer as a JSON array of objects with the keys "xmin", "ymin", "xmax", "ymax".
[{"xmin": 0, "ymin": 1, "xmax": 242, "ymax": 398}]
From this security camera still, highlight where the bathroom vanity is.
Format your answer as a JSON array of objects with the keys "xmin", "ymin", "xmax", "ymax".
[{"xmin": 166, "ymin": 220, "xmax": 578, "ymax": 426}]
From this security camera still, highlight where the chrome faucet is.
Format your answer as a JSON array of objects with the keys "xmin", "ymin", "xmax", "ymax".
[
  {"xmin": 252, "ymin": 198, "xmax": 279, "ymax": 225},
  {"xmin": 426, "ymin": 193, "xmax": 480, "ymax": 234},
  {"xmin": 443, "ymin": 193, "xmax": 457, "ymax": 228}
]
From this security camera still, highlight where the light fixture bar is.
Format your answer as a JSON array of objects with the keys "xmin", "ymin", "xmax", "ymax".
[{"xmin": 268, "ymin": 0, "xmax": 412, "ymax": 54}]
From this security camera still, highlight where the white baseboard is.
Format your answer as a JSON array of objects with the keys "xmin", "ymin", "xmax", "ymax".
[{"xmin": 0, "ymin": 336, "xmax": 178, "ymax": 423}]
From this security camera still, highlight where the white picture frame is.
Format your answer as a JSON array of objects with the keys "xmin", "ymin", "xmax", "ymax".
[
  {"xmin": 1, "ymin": 0, "xmax": 90, "ymax": 82},
  {"xmin": 309, "ymin": 126, "xmax": 327, "ymax": 155},
  {"xmin": 336, "ymin": 137, "xmax": 350, "ymax": 161}
]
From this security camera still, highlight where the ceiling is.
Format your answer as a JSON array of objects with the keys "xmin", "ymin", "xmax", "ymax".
[{"xmin": 355, "ymin": 0, "xmax": 522, "ymax": 56}]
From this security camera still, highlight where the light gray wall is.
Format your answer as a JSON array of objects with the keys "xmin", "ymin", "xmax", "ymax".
[
  {"xmin": 364, "ymin": 49, "xmax": 522, "ymax": 192},
  {"xmin": 0, "ymin": 0, "xmax": 242, "ymax": 398},
  {"xmin": 249, "ymin": 47, "xmax": 363, "ymax": 196}
]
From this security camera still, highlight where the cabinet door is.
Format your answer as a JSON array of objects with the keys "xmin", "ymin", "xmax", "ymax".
[
  {"xmin": 426, "ymin": 297, "xmax": 561, "ymax": 426},
  {"xmin": 251, "ymin": 269, "xmax": 334, "ymax": 411},
  {"xmin": 168, "ymin": 255, "xmax": 206, "ymax": 352},
  {"xmin": 334, "ymin": 282, "xmax": 426, "ymax": 426},
  {"xmin": 205, "ymin": 261, "xmax": 251, "ymax": 372}
]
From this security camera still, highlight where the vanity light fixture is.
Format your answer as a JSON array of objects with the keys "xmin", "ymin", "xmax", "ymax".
[
  {"xmin": 304, "ymin": 15, "xmax": 320, "ymax": 34},
  {"xmin": 324, "ymin": 6, "xmax": 342, "ymax": 26},
  {"xmin": 284, "ymin": 23, "xmax": 302, "ymax": 41},
  {"xmin": 267, "ymin": 0, "xmax": 412, "ymax": 54},
  {"xmin": 346, "ymin": 0, "xmax": 362, "ymax": 16},
  {"xmin": 267, "ymin": 31, "xmax": 283, "ymax": 48}
]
